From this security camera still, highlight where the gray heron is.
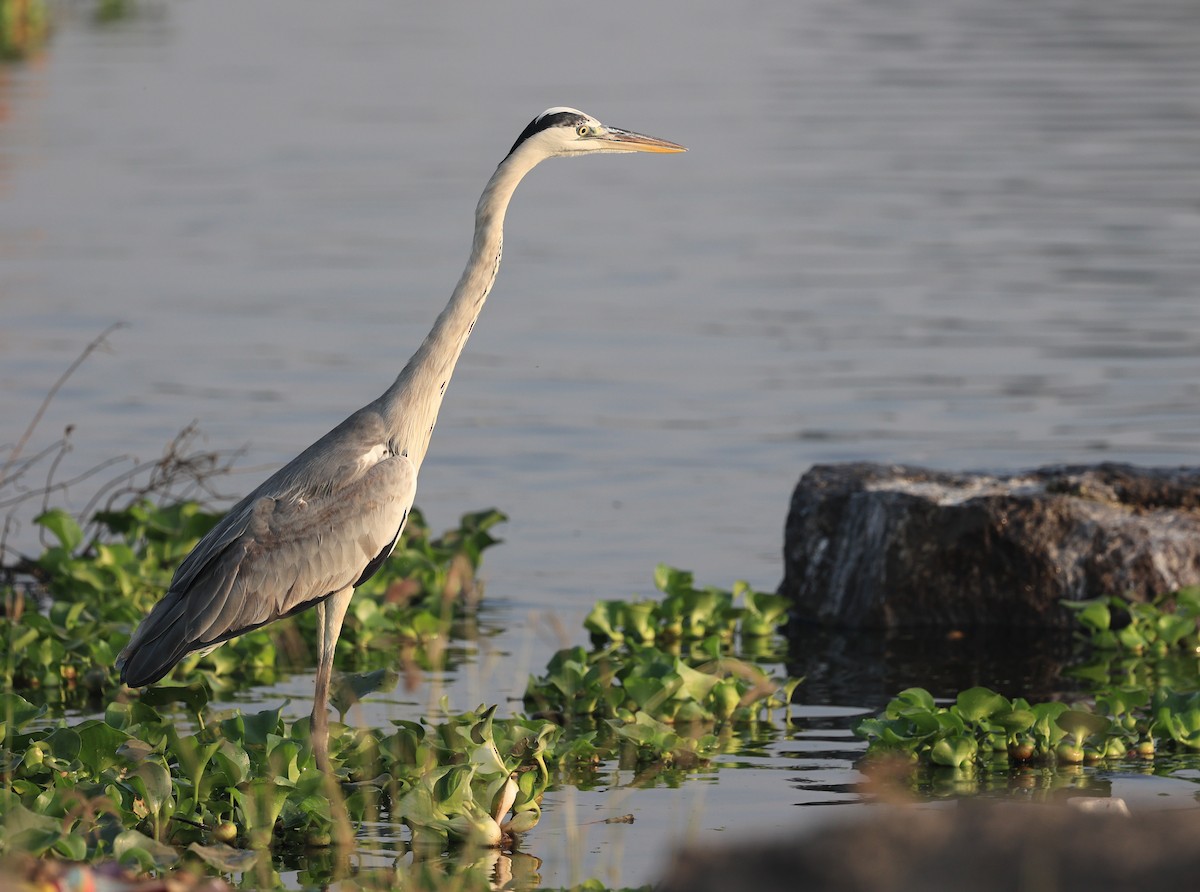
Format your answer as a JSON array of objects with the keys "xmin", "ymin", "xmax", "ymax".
[{"xmin": 117, "ymin": 108, "xmax": 685, "ymax": 768}]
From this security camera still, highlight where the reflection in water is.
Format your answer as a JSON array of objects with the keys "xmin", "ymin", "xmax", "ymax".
[{"xmin": 790, "ymin": 625, "xmax": 1080, "ymax": 710}]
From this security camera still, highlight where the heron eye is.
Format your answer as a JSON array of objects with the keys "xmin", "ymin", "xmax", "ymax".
[{"xmin": 576, "ymin": 124, "xmax": 591, "ymax": 137}]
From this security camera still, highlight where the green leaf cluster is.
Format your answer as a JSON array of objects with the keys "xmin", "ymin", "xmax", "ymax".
[
  {"xmin": 0, "ymin": 503, "xmax": 506, "ymax": 705},
  {"xmin": 1064, "ymin": 588, "xmax": 1200, "ymax": 656},
  {"xmin": 859, "ymin": 686, "xmax": 1108, "ymax": 773},
  {"xmin": 1, "ymin": 493, "xmax": 799, "ymax": 880},
  {"xmin": 0, "ymin": 689, "xmax": 556, "ymax": 865},
  {"xmin": 525, "ymin": 567, "xmax": 800, "ymax": 766},
  {"xmin": 852, "ymin": 685, "xmax": 1189, "ymax": 769},
  {"xmin": 582, "ymin": 564, "xmax": 789, "ymax": 647}
]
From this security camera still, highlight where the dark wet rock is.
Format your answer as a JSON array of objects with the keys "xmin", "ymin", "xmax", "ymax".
[
  {"xmin": 781, "ymin": 463, "xmax": 1200, "ymax": 628},
  {"xmin": 657, "ymin": 804, "xmax": 1200, "ymax": 892}
]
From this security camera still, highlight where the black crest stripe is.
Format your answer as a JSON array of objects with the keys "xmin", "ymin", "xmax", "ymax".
[{"xmin": 505, "ymin": 111, "xmax": 588, "ymax": 158}]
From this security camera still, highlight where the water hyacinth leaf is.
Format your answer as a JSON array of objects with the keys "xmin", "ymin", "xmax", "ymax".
[
  {"xmin": 445, "ymin": 812, "xmax": 501, "ymax": 848},
  {"xmin": 991, "ymin": 709, "xmax": 1036, "ymax": 734},
  {"xmin": 1096, "ymin": 687, "xmax": 1149, "ymax": 718},
  {"xmin": 673, "ymin": 700, "xmax": 708, "ymax": 723},
  {"xmin": 187, "ymin": 842, "xmax": 259, "ymax": 873},
  {"xmin": 43, "ymin": 727, "xmax": 82, "ymax": 763},
  {"xmin": 129, "ymin": 760, "xmax": 173, "ymax": 817},
  {"xmin": 139, "ymin": 682, "xmax": 211, "ymax": 714},
  {"xmin": 0, "ymin": 693, "xmax": 45, "ymax": 734},
  {"xmin": 515, "ymin": 766, "xmax": 541, "ymax": 807},
  {"xmin": 932, "ymin": 711, "xmax": 966, "ymax": 736},
  {"xmin": 408, "ymin": 611, "xmax": 444, "ymax": 639},
  {"xmin": 739, "ymin": 590, "xmax": 789, "ymax": 636},
  {"xmin": 502, "ymin": 807, "xmax": 540, "ymax": 835},
  {"xmin": 53, "ymin": 832, "xmax": 88, "ymax": 861},
  {"xmin": 293, "ymin": 793, "xmax": 333, "ymax": 827},
  {"xmin": 892, "ymin": 688, "xmax": 936, "ymax": 713},
  {"xmin": 384, "ymin": 721, "xmax": 426, "ymax": 766},
  {"xmin": 3, "ymin": 803, "xmax": 62, "ymax": 855},
  {"xmin": 266, "ymin": 736, "xmax": 303, "ymax": 783},
  {"xmin": 710, "ymin": 678, "xmax": 742, "ymax": 720},
  {"xmin": 330, "ymin": 668, "xmax": 400, "ymax": 719},
  {"xmin": 34, "ymin": 509, "xmax": 84, "ymax": 552},
  {"xmin": 132, "ymin": 703, "xmax": 166, "ymax": 731},
  {"xmin": 583, "ymin": 602, "xmax": 624, "ymax": 643},
  {"xmin": 1161, "ymin": 706, "xmax": 1200, "ymax": 748},
  {"xmin": 1030, "ymin": 701, "xmax": 1071, "ymax": 745},
  {"xmin": 674, "ymin": 661, "xmax": 720, "ymax": 703},
  {"xmin": 488, "ymin": 775, "xmax": 518, "ymax": 824},
  {"xmin": 396, "ymin": 777, "xmax": 449, "ymax": 830},
  {"xmin": 1116, "ymin": 624, "xmax": 1149, "ymax": 651},
  {"xmin": 232, "ymin": 779, "xmax": 291, "ymax": 848},
  {"xmin": 1055, "ymin": 710, "xmax": 1111, "ymax": 745},
  {"xmin": 435, "ymin": 764, "xmax": 481, "ymax": 816},
  {"xmin": 467, "ymin": 705, "xmax": 499, "ymax": 742},
  {"xmin": 167, "ymin": 732, "xmax": 222, "ymax": 788},
  {"xmin": 624, "ymin": 675, "xmax": 675, "ymax": 711},
  {"xmin": 852, "ymin": 717, "xmax": 891, "ymax": 741},
  {"xmin": 1155, "ymin": 613, "xmax": 1195, "ymax": 647},
  {"xmin": 1105, "ymin": 736, "xmax": 1130, "ymax": 759},
  {"xmin": 611, "ymin": 710, "xmax": 679, "ymax": 751},
  {"xmin": 241, "ymin": 705, "xmax": 285, "ymax": 746},
  {"xmin": 76, "ymin": 720, "xmax": 131, "ymax": 773},
  {"xmin": 955, "ymin": 687, "xmax": 1009, "ymax": 723},
  {"xmin": 930, "ymin": 735, "xmax": 978, "ymax": 768},
  {"xmin": 114, "ymin": 829, "xmax": 179, "ymax": 870},
  {"xmin": 1063, "ymin": 597, "xmax": 1111, "ymax": 633},
  {"xmin": 623, "ymin": 601, "xmax": 658, "ymax": 643},
  {"xmin": 1175, "ymin": 587, "xmax": 1200, "ymax": 615},
  {"xmin": 116, "ymin": 738, "xmax": 156, "ymax": 763},
  {"xmin": 212, "ymin": 739, "xmax": 251, "ymax": 787},
  {"xmin": 6, "ymin": 824, "xmax": 62, "ymax": 856},
  {"xmin": 654, "ymin": 564, "xmax": 694, "ymax": 596}
]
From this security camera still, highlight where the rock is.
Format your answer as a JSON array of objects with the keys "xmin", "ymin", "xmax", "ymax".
[
  {"xmin": 656, "ymin": 804, "xmax": 1200, "ymax": 892},
  {"xmin": 781, "ymin": 462, "xmax": 1200, "ymax": 627}
]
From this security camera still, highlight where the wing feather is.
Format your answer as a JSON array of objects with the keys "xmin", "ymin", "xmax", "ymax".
[{"xmin": 118, "ymin": 408, "xmax": 417, "ymax": 687}]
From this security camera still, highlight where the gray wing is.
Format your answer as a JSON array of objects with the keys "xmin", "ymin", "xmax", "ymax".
[{"xmin": 118, "ymin": 408, "xmax": 416, "ymax": 686}]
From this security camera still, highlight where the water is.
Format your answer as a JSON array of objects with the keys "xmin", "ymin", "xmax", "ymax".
[{"xmin": 2, "ymin": 0, "xmax": 1199, "ymax": 886}]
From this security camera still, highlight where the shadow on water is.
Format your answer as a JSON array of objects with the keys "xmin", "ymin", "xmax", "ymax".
[{"xmin": 788, "ymin": 623, "xmax": 1081, "ymax": 710}]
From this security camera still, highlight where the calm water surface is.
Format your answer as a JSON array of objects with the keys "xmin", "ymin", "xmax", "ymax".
[{"xmin": 2, "ymin": 0, "xmax": 1199, "ymax": 886}]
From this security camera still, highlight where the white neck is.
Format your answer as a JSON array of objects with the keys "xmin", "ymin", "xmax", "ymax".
[{"xmin": 377, "ymin": 147, "xmax": 544, "ymax": 470}]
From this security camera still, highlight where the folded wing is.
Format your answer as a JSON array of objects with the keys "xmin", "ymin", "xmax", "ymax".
[{"xmin": 118, "ymin": 410, "xmax": 416, "ymax": 686}]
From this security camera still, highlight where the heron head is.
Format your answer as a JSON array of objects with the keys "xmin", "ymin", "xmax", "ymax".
[{"xmin": 505, "ymin": 107, "xmax": 686, "ymax": 161}]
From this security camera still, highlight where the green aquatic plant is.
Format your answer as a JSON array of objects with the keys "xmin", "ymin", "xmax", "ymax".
[
  {"xmin": 0, "ymin": 688, "xmax": 560, "ymax": 865},
  {"xmin": 526, "ymin": 567, "xmax": 800, "ymax": 767},
  {"xmin": 1060, "ymin": 589, "xmax": 1200, "ymax": 712},
  {"xmin": 1064, "ymin": 588, "xmax": 1200, "ymax": 656},
  {"xmin": 0, "ymin": 0, "xmax": 49, "ymax": 60},
  {"xmin": 0, "ymin": 501, "xmax": 505, "ymax": 705},
  {"xmin": 850, "ymin": 588, "xmax": 1200, "ymax": 773},
  {"xmin": 2, "ymin": 480, "xmax": 795, "ymax": 881},
  {"xmin": 583, "ymin": 565, "xmax": 790, "ymax": 648},
  {"xmin": 855, "ymin": 686, "xmax": 1128, "ymax": 769}
]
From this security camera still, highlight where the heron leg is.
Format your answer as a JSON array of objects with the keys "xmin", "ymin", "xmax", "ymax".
[{"xmin": 312, "ymin": 586, "xmax": 354, "ymax": 772}]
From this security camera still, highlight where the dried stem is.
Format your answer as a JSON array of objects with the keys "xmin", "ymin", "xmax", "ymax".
[
  {"xmin": 0, "ymin": 322, "xmax": 125, "ymax": 487},
  {"xmin": 0, "ymin": 327, "xmax": 241, "ymax": 586}
]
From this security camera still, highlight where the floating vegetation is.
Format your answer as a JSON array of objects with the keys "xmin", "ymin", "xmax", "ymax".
[
  {"xmin": 855, "ymin": 589, "xmax": 1200, "ymax": 773},
  {"xmin": 1, "ymin": 501, "xmax": 505, "ymax": 707},
  {"xmin": 0, "ymin": 477, "xmax": 797, "ymax": 886},
  {"xmin": 0, "ymin": 689, "xmax": 557, "ymax": 868},
  {"xmin": 0, "ymin": 0, "xmax": 49, "ymax": 60},
  {"xmin": 526, "ymin": 565, "xmax": 799, "ymax": 763}
]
